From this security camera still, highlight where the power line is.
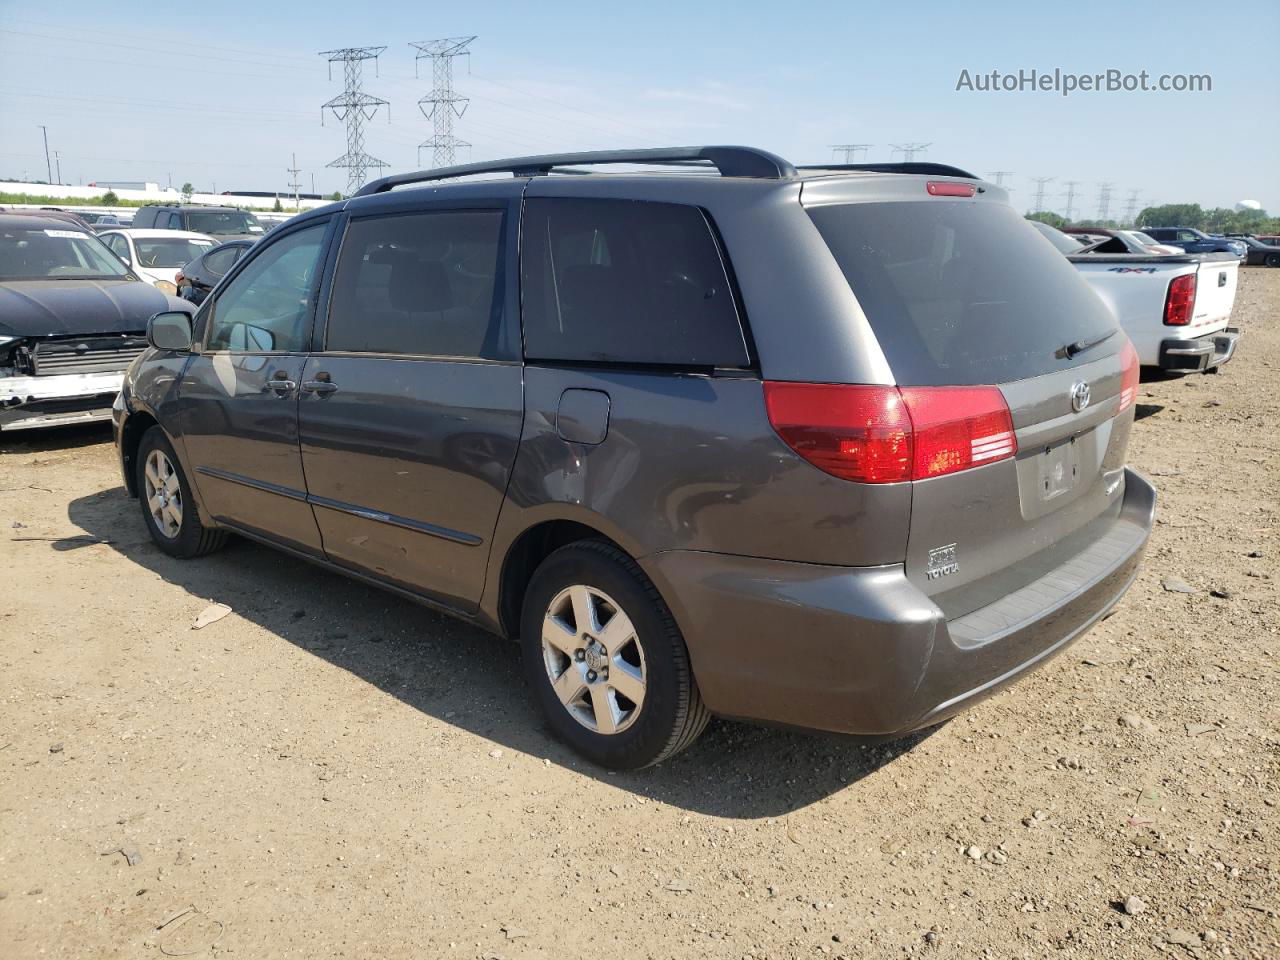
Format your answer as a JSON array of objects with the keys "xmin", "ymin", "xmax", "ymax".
[
  {"xmin": 38, "ymin": 124, "xmax": 51, "ymax": 184},
  {"xmin": 319, "ymin": 46, "xmax": 390, "ymax": 196},
  {"xmin": 1095, "ymin": 182, "xmax": 1114, "ymax": 222},
  {"xmin": 410, "ymin": 36, "xmax": 476, "ymax": 169},
  {"xmin": 1123, "ymin": 189, "xmax": 1141, "ymax": 226},
  {"xmin": 987, "ymin": 171, "xmax": 1014, "ymax": 189},
  {"xmin": 830, "ymin": 144, "xmax": 873, "ymax": 163},
  {"xmin": 889, "ymin": 142, "xmax": 931, "ymax": 161},
  {"xmin": 1031, "ymin": 176, "xmax": 1055, "ymax": 212},
  {"xmin": 287, "ymin": 153, "xmax": 302, "ymax": 210},
  {"xmin": 1061, "ymin": 181, "xmax": 1082, "ymax": 222}
]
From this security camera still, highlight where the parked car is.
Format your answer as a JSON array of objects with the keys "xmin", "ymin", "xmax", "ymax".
[
  {"xmin": 1062, "ymin": 227, "xmax": 1181, "ymax": 255},
  {"xmin": 131, "ymin": 204, "xmax": 266, "ymax": 242},
  {"xmin": 76, "ymin": 211, "xmax": 124, "ymax": 228},
  {"xmin": 1140, "ymin": 227, "xmax": 1247, "ymax": 259},
  {"xmin": 97, "ymin": 229, "xmax": 216, "ymax": 294},
  {"xmin": 0, "ymin": 214, "xmax": 189, "ymax": 431},
  {"xmin": 175, "ymin": 239, "xmax": 255, "ymax": 304},
  {"xmin": 1223, "ymin": 235, "xmax": 1280, "ymax": 267},
  {"xmin": 1032, "ymin": 221, "xmax": 1240, "ymax": 373},
  {"xmin": 115, "ymin": 147, "xmax": 1155, "ymax": 769}
]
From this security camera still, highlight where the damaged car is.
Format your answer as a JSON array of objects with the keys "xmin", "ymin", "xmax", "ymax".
[{"xmin": 1, "ymin": 213, "xmax": 190, "ymax": 432}]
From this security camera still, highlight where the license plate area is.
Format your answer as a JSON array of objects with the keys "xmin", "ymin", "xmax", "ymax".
[{"xmin": 1038, "ymin": 437, "xmax": 1081, "ymax": 501}]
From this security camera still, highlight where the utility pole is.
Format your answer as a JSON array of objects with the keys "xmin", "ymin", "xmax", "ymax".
[
  {"xmin": 889, "ymin": 142, "xmax": 932, "ymax": 162},
  {"xmin": 830, "ymin": 144, "xmax": 873, "ymax": 163},
  {"xmin": 38, "ymin": 125, "xmax": 51, "ymax": 184},
  {"xmin": 1031, "ymin": 176, "xmax": 1055, "ymax": 213},
  {"xmin": 1123, "ymin": 189, "xmax": 1141, "ymax": 226},
  {"xmin": 1095, "ymin": 182, "xmax": 1114, "ymax": 223},
  {"xmin": 53, "ymin": 150, "xmax": 62, "ymax": 186},
  {"xmin": 287, "ymin": 153, "xmax": 302, "ymax": 211},
  {"xmin": 987, "ymin": 171, "xmax": 1014, "ymax": 189},
  {"xmin": 1061, "ymin": 181, "xmax": 1082, "ymax": 223},
  {"xmin": 320, "ymin": 46, "xmax": 390, "ymax": 196},
  {"xmin": 410, "ymin": 36, "xmax": 476, "ymax": 169},
  {"xmin": 310, "ymin": 173, "xmax": 316, "ymax": 196}
]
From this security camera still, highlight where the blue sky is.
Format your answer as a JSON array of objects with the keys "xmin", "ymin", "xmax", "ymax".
[{"xmin": 1, "ymin": 0, "xmax": 1276, "ymax": 213}]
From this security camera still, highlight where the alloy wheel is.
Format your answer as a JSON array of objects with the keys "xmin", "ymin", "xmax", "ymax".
[{"xmin": 143, "ymin": 449, "xmax": 183, "ymax": 539}]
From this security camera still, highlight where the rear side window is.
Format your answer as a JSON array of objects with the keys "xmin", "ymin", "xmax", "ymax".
[
  {"xmin": 326, "ymin": 210, "xmax": 508, "ymax": 359},
  {"xmin": 808, "ymin": 201, "xmax": 1118, "ymax": 386},
  {"xmin": 521, "ymin": 198, "xmax": 749, "ymax": 367},
  {"xmin": 203, "ymin": 245, "xmax": 241, "ymax": 275}
]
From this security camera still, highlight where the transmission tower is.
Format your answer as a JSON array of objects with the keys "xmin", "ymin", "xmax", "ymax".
[
  {"xmin": 1061, "ymin": 181, "xmax": 1082, "ymax": 222},
  {"xmin": 987, "ymin": 171, "xmax": 1014, "ymax": 189},
  {"xmin": 410, "ymin": 36, "xmax": 476, "ymax": 169},
  {"xmin": 287, "ymin": 153, "xmax": 302, "ymax": 211},
  {"xmin": 890, "ymin": 142, "xmax": 932, "ymax": 162},
  {"xmin": 1031, "ymin": 176, "xmax": 1055, "ymax": 212},
  {"xmin": 1095, "ymin": 182, "xmax": 1114, "ymax": 223},
  {"xmin": 319, "ymin": 46, "xmax": 390, "ymax": 196},
  {"xmin": 1123, "ymin": 189, "xmax": 1141, "ymax": 226},
  {"xmin": 831, "ymin": 144, "xmax": 873, "ymax": 163}
]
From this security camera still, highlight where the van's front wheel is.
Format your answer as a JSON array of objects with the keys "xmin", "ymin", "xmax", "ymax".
[
  {"xmin": 136, "ymin": 426, "xmax": 226, "ymax": 558},
  {"xmin": 520, "ymin": 540, "xmax": 709, "ymax": 769}
]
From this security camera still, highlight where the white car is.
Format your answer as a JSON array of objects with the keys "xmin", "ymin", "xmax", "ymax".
[{"xmin": 97, "ymin": 229, "xmax": 215, "ymax": 295}]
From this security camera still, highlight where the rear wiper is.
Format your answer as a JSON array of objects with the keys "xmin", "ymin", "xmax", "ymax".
[{"xmin": 1059, "ymin": 329, "xmax": 1117, "ymax": 359}]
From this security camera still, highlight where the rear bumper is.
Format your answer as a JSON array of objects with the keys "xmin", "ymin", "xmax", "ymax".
[
  {"xmin": 0, "ymin": 371, "xmax": 123, "ymax": 431},
  {"xmin": 643, "ymin": 468, "xmax": 1156, "ymax": 737},
  {"xmin": 1159, "ymin": 327, "xmax": 1241, "ymax": 371}
]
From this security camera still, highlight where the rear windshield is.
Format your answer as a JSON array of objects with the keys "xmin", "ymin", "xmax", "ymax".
[
  {"xmin": 808, "ymin": 200, "xmax": 1118, "ymax": 385},
  {"xmin": 185, "ymin": 210, "xmax": 264, "ymax": 236},
  {"xmin": 134, "ymin": 237, "xmax": 214, "ymax": 268},
  {"xmin": 0, "ymin": 225, "xmax": 130, "ymax": 281}
]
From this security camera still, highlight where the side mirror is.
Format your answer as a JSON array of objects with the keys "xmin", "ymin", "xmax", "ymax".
[{"xmin": 147, "ymin": 311, "xmax": 194, "ymax": 352}]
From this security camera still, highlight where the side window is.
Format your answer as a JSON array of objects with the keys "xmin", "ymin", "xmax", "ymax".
[
  {"xmin": 521, "ymin": 198, "xmax": 749, "ymax": 367},
  {"xmin": 168, "ymin": 213, "xmax": 184, "ymax": 230},
  {"xmin": 325, "ymin": 209, "xmax": 508, "ymax": 359},
  {"xmin": 1177, "ymin": 230, "xmax": 1197, "ymax": 242},
  {"xmin": 203, "ymin": 246, "xmax": 240, "ymax": 276},
  {"xmin": 104, "ymin": 234, "xmax": 129, "ymax": 261},
  {"xmin": 205, "ymin": 224, "xmax": 327, "ymax": 353}
]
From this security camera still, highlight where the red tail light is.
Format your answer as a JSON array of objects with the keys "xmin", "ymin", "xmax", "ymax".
[
  {"xmin": 1117, "ymin": 339, "xmax": 1139, "ymax": 413},
  {"xmin": 1162, "ymin": 273, "xmax": 1196, "ymax": 325},
  {"xmin": 926, "ymin": 181, "xmax": 977, "ymax": 197},
  {"xmin": 763, "ymin": 382, "xmax": 1016, "ymax": 484}
]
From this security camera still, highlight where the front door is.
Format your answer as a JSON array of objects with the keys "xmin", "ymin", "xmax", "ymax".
[
  {"xmin": 298, "ymin": 204, "xmax": 523, "ymax": 611},
  {"xmin": 179, "ymin": 220, "xmax": 332, "ymax": 555}
]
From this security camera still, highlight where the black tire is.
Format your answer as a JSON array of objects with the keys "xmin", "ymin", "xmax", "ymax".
[
  {"xmin": 1266, "ymin": 253, "xmax": 1280, "ymax": 268},
  {"xmin": 520, "ymin": 539, "xmax": 709, "ymax": 769},
  {"xmin": 136, "ymin": 426, "xmax": 227, "ymax": 558}
]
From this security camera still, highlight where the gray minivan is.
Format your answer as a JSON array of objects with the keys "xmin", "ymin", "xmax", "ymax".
[{"xmin": 115, "ymin": 147, "xmax": 1155, "ymax": 769}]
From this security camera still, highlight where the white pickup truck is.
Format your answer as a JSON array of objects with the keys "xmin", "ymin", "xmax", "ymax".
[{"xmin": 1033, "ymin": 222, "xmax": 1241, "ymax": 372}]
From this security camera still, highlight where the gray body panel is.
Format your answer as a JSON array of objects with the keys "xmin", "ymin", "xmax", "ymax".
[{"xmin": 115, "ymin": 154, "xmax": 1155, "ymax": 740}]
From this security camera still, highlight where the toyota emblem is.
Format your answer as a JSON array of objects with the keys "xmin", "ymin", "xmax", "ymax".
[{"xmin": 1070, "ymin": 381, "xmax": 1091, "ymax": 412}]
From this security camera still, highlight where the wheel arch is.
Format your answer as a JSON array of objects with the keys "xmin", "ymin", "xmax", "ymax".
[{"xmin": 120, "ymin": 409, "xmax": 160, "ymax": 498}]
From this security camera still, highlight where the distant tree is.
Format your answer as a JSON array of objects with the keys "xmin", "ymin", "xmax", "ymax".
[
  {"xmin": 1136, "ymin": 203, "xmax": 1205, "ymax": 229},
  {"xmin": 101, "ymin": 190, "xmax": 119, "ymax": 205},
  {"xmin": 181, "ymin": 182, "xmax": 194, "ymax": 202},
  {"xmin": 272, "ymin": 197, "xmax": 283, "ymax": 212},
  {"xmin": 329, "ymin": 191, "xmax": 343, "ymax": 201},
  {"xmin": 1025, "ymin": 211, "xmax": 1068, "ymax": 228}
]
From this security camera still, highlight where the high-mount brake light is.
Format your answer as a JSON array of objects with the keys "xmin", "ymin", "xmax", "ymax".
[
  {"xmin": 1117, "ymin": 340, "xmax": 1139, "ymax": 413},
  {"xmin": 763, "ymin": 382, "xmax": 1017, "ymax": 484},
  {"xmin": 926, "ymin": 181, "xmax": 977, "ymax": 197},
  {"xmin": 1163, "ymin": 272, "xmax": 1197, "ymax": 326}
]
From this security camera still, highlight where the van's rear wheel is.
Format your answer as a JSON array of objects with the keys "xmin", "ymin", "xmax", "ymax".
[
  {"xmin": 136, "ymin": 426, "xmax": 226, "ymax": 558},
  {"xmin": 520, "ymin": 540, "xmax": 709, "ymax": 769}
]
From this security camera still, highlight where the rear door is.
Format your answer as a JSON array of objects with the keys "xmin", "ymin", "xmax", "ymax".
[
  {"xmin": 1190, "ymin": 259, "xmax": 1238, "ymax": 327},
  {"xmin": 297, "ymin": 198, "xmax": 523, "ymax": 612},
  {"xmin": 806, "ymin": 192, "xmax": 1133, "ymax": 617},
  {"xmin": 178, "ymin": 218, "xmax": 333, "ymax": 554}
]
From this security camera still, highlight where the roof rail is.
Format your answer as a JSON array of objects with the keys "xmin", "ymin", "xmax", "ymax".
[
  {"xmin": 796, "ymin": 162, "xmax": 981, "ymax": 179},
  {"xmin": 354, "ymin": 146, "xmax": 798, "ymax": 196}
]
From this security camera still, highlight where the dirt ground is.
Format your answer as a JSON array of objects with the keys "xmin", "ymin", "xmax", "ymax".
[{"xmin": 1, "ymin": 271, "xmax": 1276, "ymax": 960}]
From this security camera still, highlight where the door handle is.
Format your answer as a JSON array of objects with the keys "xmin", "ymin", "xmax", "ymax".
[
  {"xmin": 265, "ymin": 374, "xmax": 296, "ymax": 395},
  {"xmin": 301, "ymin": 379, "xmax": 337, "ymax": 396}
]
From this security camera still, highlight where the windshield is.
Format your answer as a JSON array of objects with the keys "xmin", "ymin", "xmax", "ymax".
[
  {"xmin": 1029, "ymin": 219, "xmax": 1088, "ymax": 254},
  {"xmin": 0, "ymin": 225, "xmax": 131, "ymax": 281},
  {"xmin": 809, "ymin": 201, "xmax": 1117, "ymax": 386},
  {"xmin": 134, "ymin": 237, "xmax": 213, "ymax": 268},
  {"xmin": 185, "ymin": 210, "xmax": 264, "ymax": 236},
  {"xmin": 1130, "ymin": 231, "xmax": 1160, "ymax": 246}
]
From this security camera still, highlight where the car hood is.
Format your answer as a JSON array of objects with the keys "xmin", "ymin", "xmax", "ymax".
[{"xmin": 0, "ymin": 278, "xmax": 171, "ymax": 337}]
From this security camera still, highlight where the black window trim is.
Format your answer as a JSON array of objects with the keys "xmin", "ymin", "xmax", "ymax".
[
  {"xmin": 516, "ymin": 196, "xmax": 758, "ymax": 373},
  {"xmin": 197, "ymin": 215, "xmax": 336, "ymax": 356},
  {"xmin": 311, "ymin": 201, "xmax": 520, "ymax": 363}
]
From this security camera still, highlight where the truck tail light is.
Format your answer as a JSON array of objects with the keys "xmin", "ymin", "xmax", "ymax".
[
  {"xmin": 763, "ymin": 382, "xmax": 1017, "ymax": 484},
  {"xmin": 1163, "ymin": 273, "xmax": 1197, "ymax": 326},
  {"xmin": 1117, "ymin": 340, "xmax": 1139, "ymax": 413}
]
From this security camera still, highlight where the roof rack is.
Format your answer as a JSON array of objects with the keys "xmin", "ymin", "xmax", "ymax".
[
  {"xmin": 354, "ymin": 146, "xmax": 798, "ymax": 196},
  {"xmin": 796, "ymin": 162, "xmax": 980, "ymax": 179}
]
